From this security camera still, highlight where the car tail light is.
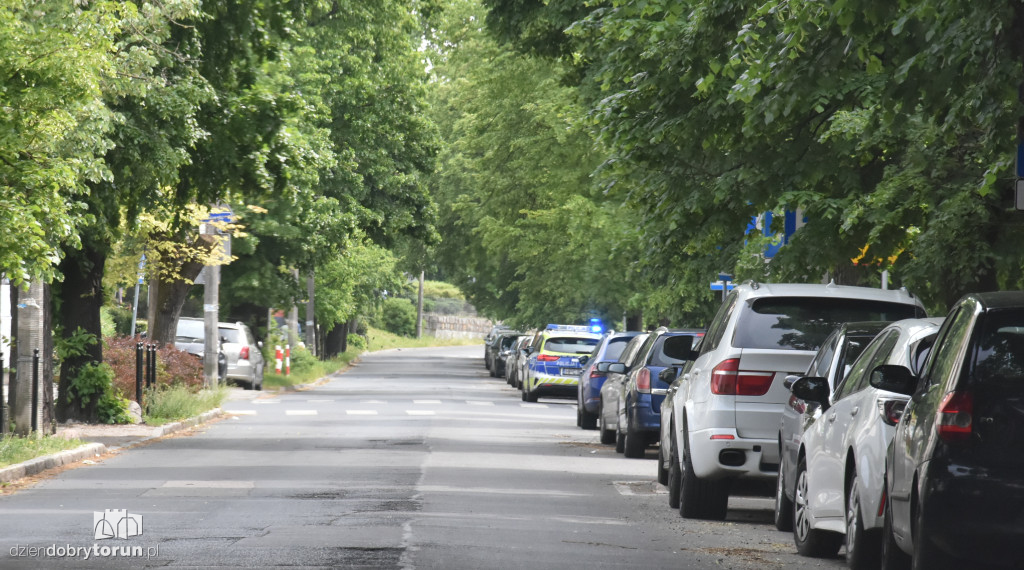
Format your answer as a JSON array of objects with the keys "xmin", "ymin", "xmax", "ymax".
[
  {"xmin": 636, "ymin": 368, "xmax": 651, "ymax": 393},
  {"xmin": 537, "ymin": 354, "xmax": 559, "ymax": 362},
  {"xmin": 589, "ymin": 370, "xmax": 606, "ymax": 379},
  {"xmin": 240, "ymin": 346, "xmax": 250, "ymax": 360},
  {"xmin": 878, "ymin": 487, "xmax": 887, "ymax": 517},
  {"xmin": 710, "ymin": 359, "xmax": 774, "ymax": 396},
  {"xmin": 877, "ymin": 398, "xmax": 907, "ymax": 426},
  {"xmin": 937, "ymin": 391, "xmax": 973, "ymax": 442}
]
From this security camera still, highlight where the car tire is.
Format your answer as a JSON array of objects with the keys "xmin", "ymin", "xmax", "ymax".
[
  {"xmin": 679, "ymin": 427, "xmax": 729, "ymax": 520},
  {"xmin": 911, "ymin": 496, "xmax": 953, "ymax": 570},
  {"xmin": 522, "ymin": 382, "xmax": 538, "ymax": 403},
  {"xmin": 599, "ymin": 403, "xmax": 616, "ymax": 445},
  {"xmin": 794, "ymin": 456, "xmax": 843, "ymax": 557},
  {"xmin": 846, "ymin": 473, "xmax": 881, "ymax": 570},
  {"xmin": 580, "ymin": 407, "xmax": 598, "ymax": 431},
  {"xmin": 667, "ymin": 431, "xmax": 681, "ymax": 509},
  {"xmin": 881, "ymin": 481, "xmax": 911, "ymax": 570},
  {"xmin": 623, "ymin": 418, "xmax": 646, "ymax": 459},
  {"xmin": 774, "ymin": 456, "xmax": 794, "ymax": 532},
  {"xmin": 657, "ymin": 443, "xmax": 668, "ymax": 485},
  {"xmin": 615, "ymin": 424, "xmax": 626, "ymax": 454}
]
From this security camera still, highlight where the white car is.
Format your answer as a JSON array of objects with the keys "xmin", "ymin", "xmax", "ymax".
[
  {"xmin": 668, "ymin": 281, "xmax": 926, "ymax": 520},
  {"xmin": 789, "ymin": 317, "xmax": 942, "ymax": 568},
  {"xmin": 218, "ymin": 321, "xmax": 265, "ymax": 390},
  {"xmin": 598, "ymin": 333, "xmax": 649, "ymax": 447}
]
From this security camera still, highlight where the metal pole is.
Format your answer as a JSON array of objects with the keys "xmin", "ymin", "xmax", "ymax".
[
  {"xmin": 149, "ymin": 344, "xmax": 157, "ymax": 388},
  {"xmin": 203, "ymin": 265, "xmax": 220, "ymax": 387},
  {"xmin": 135, "ymin": 342, "xmax": 144, "ymax": 404},
  {"xmin": 31, "ymin": 348, "xmax": 39, "ymax": 433},
  {"xmin": 0, "ymin": 351, "xmax": 5, "ymax": 435}
]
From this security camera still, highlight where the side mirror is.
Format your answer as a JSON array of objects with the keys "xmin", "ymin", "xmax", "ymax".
[
  {"xmin": 608, "ymin": 363, "xmax": 627, "ymax": 374},
  {"xmin": 662, "ymin": 335, "xmax": 700, "ymax": 362},
  {"xmin": 869, "ymin": 365, "xmax": 917, "ymax": 396},
  {"xmin": 579, "ymin": 355, "xmax": 590, "ymax": 366},
  {"xmin": 257, "ymin": 341, "xmax": 264, "ymax": 349},
  {"xmin": 596, "ymin": 362, "xmax": 611, "ymax": 373},
  {"xmin": 525, "ymin": 346, "xmax": 535, "ymax": 355},
  {"xmin": 790, "ymin": 376, "xmax": 830, "ymax": 407},
  {"xmin": 659, "ymin": 367, "xmax": 679, "ymax": 383}
]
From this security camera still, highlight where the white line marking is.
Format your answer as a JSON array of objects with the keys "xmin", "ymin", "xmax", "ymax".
[
  {"xmin": 520, "ymin": 403, "xmax": 549, "ymax": 409},
  {"xmin": 285, "ymin": 410, "xmax": 318, "ymax": 416},
  {"xmin": 406, "ymin": 410, "xmax": 436, "ymax": 416},
  {"xmin": 466, "ymin": 401, "xmax": 495, "ymax": 406},
  {"xmin": 413, "ymin": 400, "xmax": 442, "ymax": 404},
  {"xmin": 346, "ymin": 410, "xmax": 378, "ymax": 416},
  {"xmin": 307, "ymin": 399, "xmax": 333, "ymax": 403},
  {"xmin": 361, "ymin": 400, "xmax": 387, "ymax": 404},
  {"xmin": 254, "ymin": 400, "xmax": 280, "ymax": 405}
]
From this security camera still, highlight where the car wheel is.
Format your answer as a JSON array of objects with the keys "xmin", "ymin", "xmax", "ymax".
[
  {"xmin": 881, "ymin": 481, "xmax": 911, "ymax": 570},
  {"xmin": 667, "ymin": 431, "xmax": 681, "ymax": 509},
  {"xmin": 911, "ymin": 495, "xmax": 953, "ymax": 570},
  {"xmin": 846, "ymin": 473, "xmax": 881, "ymax": 569},
  {"xmin": 614, "ymin": 424, "xmax": 626, "ymax": 454},
  {"xmin": 599, "ymin": 402, "xmax": 616, "ymax": 445},
  {"xmin": 774, "ymin": 455, "xmax": 794, "ymax": 531},
  {"xmin": 657, "ymin": 443, "xmax": 668, "ymax": 486},
  {"xmin": 242, "ymin": 375, "xmax": 253, "ymax": 390},
  {"xmin": 623, "ymin": 417, "xmax": 646, "ymax": 459},
  {"xmin": 580, "ymin": 406, "xmax": 598, "ymax": 431},
  {"xmin": 522, "ymin": 381, "xmax": 538, "ymax": 403},
  {"xmin": 794, "ymin": 456, "xmax": 843, "ymax": 557},
  {"xmin": 679, "ymin": 427, "xmax": 729, "ymax": 520}
]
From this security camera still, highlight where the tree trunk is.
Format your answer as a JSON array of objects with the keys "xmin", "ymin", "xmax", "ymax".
[
  {"xmin": 42, "ymin": 283, "xmax": 54, "ymax": 433},
  {"xmin": 322, "ymin": 323, "xmax": 346, "ymax": 359},
  {"xmin": 55, "ymin": 246, "xmax": 107, "ymax": 423},
  {"xmin": 7, "ymin": 285, "xmax": 15, "ymax": 415},
  {"xmin": 148, "ymin": 260, "xmax": 205, "ymax": 347}
]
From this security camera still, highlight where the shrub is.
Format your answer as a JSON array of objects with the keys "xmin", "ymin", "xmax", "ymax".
[
  {"xmin": 347, "ymin": 333, "xmax": 366, "ymax": 351},
  {"xmin": 378, "ymin": 297, "xmax": 416, "ymax": 336},
  {"xmin": 144, "ymin": 384, "xmax": 227, "ymax": 425},
  {"xmin": 104, "ymin": 336, "xmax": 204, "ymax": 398},
  {"xmin": 68, "ymin": 363, "xmax": 133, "ymax": 424},
  {"xmin": 288, "ymin": 345, "xmax": 317, "ymax": 375}
]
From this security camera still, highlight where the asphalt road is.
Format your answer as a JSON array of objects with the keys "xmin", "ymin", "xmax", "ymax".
[{"xmin": 0, "ymin": 345, "xmax": 846, "ymax": 569}]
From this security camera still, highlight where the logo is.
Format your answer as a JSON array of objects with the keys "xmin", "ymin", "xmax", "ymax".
[{"xmin": 93, "ymin": 510, "xmax": 143, "ymax": 540}]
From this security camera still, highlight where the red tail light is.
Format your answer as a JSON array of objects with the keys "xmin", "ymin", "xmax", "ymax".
[
  {"xmin": 937, "ymin": 391, "xmax": 973, "ymax": 441},
  {"xmin": 636, "ymin": 368, "xmax": 651, "ymax": 393},
  {"xmin": 710, "ymin": 359, "xmax": 774, "ymax": 396},
  {"xmin": 537, "ymin": 354, "xmax": 559, "ymax": 362},
  {"xmin": 239, "ymin": 346, "xmax": 250, "ymax": 360},
  {"xmin": 877, "ymin": 398, "xmax": 907, "ymax": 426},
  {"xmin": 589, "ymin": 370, "xmax": 607, "ymax": 379}
]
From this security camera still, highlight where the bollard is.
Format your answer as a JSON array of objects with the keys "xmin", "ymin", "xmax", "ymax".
[
  {"xmin": 144, "ymin": 344, "xmax": 152, "ymax": 388},
  {"xmin": 285, "ymin": 344, "xmax": 291, "ymax": 376},
  {"xmin": 31, "ymin": 348, "xmax": 39, "ymax": 433},
  {"xmin": 135, "ymin": 342, "xmax": 144, "ymax": 405},
  {"xmin": 275, "ymin": 345, "xmax": 282, "ymax": 374},
  {"xmin": 148, "ymin": 344, "xmax": 157, "ymax": 388}
]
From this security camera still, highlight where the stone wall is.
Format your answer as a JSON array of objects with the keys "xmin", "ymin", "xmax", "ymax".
[{"xmin": 423, "ymin": 314, "xmax": 493, "ymax": 340}]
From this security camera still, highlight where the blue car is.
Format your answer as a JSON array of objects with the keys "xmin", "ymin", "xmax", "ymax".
[
  {"xmin": 615, "ymin": 328, "xmax": 703, "ymax": 458},
  {"xmin": 577, "ymin": 331, "xmax": 644, "ymax": 430}
]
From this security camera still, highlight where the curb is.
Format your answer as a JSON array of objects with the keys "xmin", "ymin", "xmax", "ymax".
[
  {"xmin": 0, "ymin": 408, "xmax": 225, "ymax": 485},
  {"xmin": 0, "ymin": 443, "xmax": 106, "ymax": 484}
]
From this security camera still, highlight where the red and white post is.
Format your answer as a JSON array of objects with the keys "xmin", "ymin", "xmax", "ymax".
[
  {"xmin": 275, "ymin": 345, "xmax": 283, "ymax": 374},
  {"xmin": 285, "ymin": 344, "xmax": 291, "ymax": 376}
]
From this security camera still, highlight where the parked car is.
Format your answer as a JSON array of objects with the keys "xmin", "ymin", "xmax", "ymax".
[
  {"xmin": 789, "ymin": 317, "xmax": 942, "ymax": 568},
  {"xmin": 615, "ymin": 328, "xmax": 704, "ymax": 458},
  {"xmin": 873, "ymin": 292, "xmax": 1024, "ymax": 569},
  {"xmin": 598, "ymin": 333, "xmax": 650, "ymax": 447},
  {"xmin": 520, "ymin": 325, "xmax": 601, "ymax": 402},
  {"xmin": 483, "ymin": 325, "xmax": 512, "ymax": 370},
  {"xmin": 218, "ymin": 321, "xmax": 266, "ymax": 391},
  {"xmin": 774, "ymin": 321, "xmax": 890, "ymax": 531},
  {"xmin": 666, "ymin": 281, "xmax": 926, "ymax": 520},
  {"xmin": 175, "ymin": 317, "xmax": 227, "ymax": 381},
  {"xmin": 505, "ymin": 335, "xmax": 533, "ymax": 387},
  {"xmin": 513, "ymin": 332, "xmax": 540, "ymax": 390},
  {"xmin": 490, "ymin": 331, "xmax": 523, "ymax": 378},
  {"xmin": 577, "ymin": 331, "xmax": 644, "ymax": 430}
]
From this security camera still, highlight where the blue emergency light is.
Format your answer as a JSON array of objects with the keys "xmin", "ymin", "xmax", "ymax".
[{"xmin": 589, "ymin": 318, "xmax": 603, "ymax": 334}]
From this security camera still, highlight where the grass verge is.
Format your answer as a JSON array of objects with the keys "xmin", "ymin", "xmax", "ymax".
[
  {"xmin": 364, "ymin": 327, "xmax": 481, "ymax": 351},
  {"xmin": 0, "ymin": 434, "xmax": 88, "ymax": 468},
  {"xmin": 144, "ymin": 385, "xmax": 229, "ymax": 426}
]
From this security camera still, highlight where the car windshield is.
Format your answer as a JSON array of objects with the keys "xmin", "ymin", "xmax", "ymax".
[
  {"xmin": 176, "ymin": 319, "xmax": 204, "ymax": 341},
  {"xmin": 500, "ymin": 336, "xmax": 517, "ymax": 350},
  {"xmin": 651, "ymin": 335, "xmax": 697, "ymax": 367},
  {"xmin": 972, "ymin": 309, "xmax": 1024, "ymax": 385},
  {"xmin": 734, "ymin": 297, "xmax": 922, "ymax": 351},
  {"xmin": 603, "ymin": 337, "xmax": 633, "ymax": 361},
  {"xmin": 544, "ymin": 337, "xmax": 599, "ymax": 354}
]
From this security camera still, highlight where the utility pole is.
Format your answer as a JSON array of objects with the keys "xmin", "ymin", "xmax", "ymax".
[
  {"xmin": 306, "ymin": 272, "xmax": 316, "ymax": 357},
  {"xmin": 416, "ymin": 270, "xmax": 424, "ymax": 339},
  {"xmin": 202, "ymin": 264, "xmax": 220, "ymax": 387}
]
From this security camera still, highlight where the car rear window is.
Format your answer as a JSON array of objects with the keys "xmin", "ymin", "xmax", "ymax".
[
  {"xmin": 733, "ymin": 297, "xmax": 923, "ymax": 351},
  {"xmin": 603, "ymin": 337, "xmax": 633, "ymax": 362},
  {"xmin": 176, "ymin": 319, "xmax": 204, "ymax": 341},
  {"xmin": 219, "ymin": 328, "xmax": 244, "ymax": 343},
  {"xmin": 972, "ymin": 309, "xmax": 1024, "ymax": 385},
  {"xmin": 544, "ymin": 337, "xmax": 599, "ymax": 354}
]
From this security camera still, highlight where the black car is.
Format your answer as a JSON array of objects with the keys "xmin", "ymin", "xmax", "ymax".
[
  {"xmin": 490, "ymin": 332, "xmax": 524, "ymax": 378},
  {"xmin": 872, "ymin": 291, "xmax": 1024, "ymax": 569}
]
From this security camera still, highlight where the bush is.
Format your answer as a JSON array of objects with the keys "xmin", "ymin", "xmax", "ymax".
[
  {"xmin": 106, "ymin": 306, "xmax": 136, "ymax": 337},
  {"xmin": 347, "ymin": 333, "xmax": 366, "ymax": 351},
  {"xmin": 378, "ymin": 297, "xmax": 416, "ymax": 336},
  {"xmin": 104, "ymin": 336, "xmax": 204, "ymax": 398},
  {"xmin": 288, "ymin": 345, "xmax": 317, "ymax": 375},
  {"xmin": 144, "ymin": 384, "xmax": 227, "ymax": 425},
  {"xmin": 68, "ymin": 363, "xmax": 133, "ymax": 424}
]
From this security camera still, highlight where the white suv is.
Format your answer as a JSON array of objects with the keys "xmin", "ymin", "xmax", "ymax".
[{"xmin": 667, "ymin": 281, "xmax": 925, "ymax": 520}]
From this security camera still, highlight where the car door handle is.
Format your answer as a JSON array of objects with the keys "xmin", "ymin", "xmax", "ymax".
[
  {"xmin": 850, "ymin": 407, "xmax": 859, "ymax": 416},
  {"xmin": 828, "ymin": 412, "xmax": 837, "ymax": 423}
]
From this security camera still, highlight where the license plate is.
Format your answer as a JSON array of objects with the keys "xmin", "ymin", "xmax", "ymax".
[{"xmin": 561, "ymin": 368, "xmax": 581, "ymax": 376}]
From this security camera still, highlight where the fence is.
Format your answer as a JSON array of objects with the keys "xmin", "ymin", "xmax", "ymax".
[{"xmin": 422, "ymin": 314, "xmax": 493, "ymax": 340}]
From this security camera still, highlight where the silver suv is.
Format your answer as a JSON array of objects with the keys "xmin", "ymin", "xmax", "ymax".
[
  {"xmin": 666, "ymin": 281, "xmax": 925, "ymax": 520},
  {"xmin": 218, "ymin": 321, "xmax": 265, "ymax": 391}
]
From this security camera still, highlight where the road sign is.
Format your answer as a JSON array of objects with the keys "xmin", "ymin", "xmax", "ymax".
[{"xmin": 710, "ymin": 281, "xmax": 736, "ymax": 292}]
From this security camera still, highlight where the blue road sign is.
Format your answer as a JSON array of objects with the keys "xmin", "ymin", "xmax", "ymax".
[{"xmin": 710, "ymin": 281, "xmax": 736, "ymax": 292}]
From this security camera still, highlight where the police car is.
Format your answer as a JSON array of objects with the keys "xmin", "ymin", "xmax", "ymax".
[{"xmin": 521, "ymin": 324, "xmax": 602, "ymax": 402}]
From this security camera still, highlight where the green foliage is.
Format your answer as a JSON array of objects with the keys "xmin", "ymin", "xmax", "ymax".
[
  {"xmin": 347, "ymin": 334, "xmax": 367, "ymax": 351},
  {"xmin": 144, "ymin": 385, "xmax": 227, "ymax": 426},
  {"xmin": 0, "ymin": 435, "xmax": 87, "ymax": 468},
  {"xmin": 55, "ymin": 328, "xmax": 98, "ymax": 360},
  {"xmin": 67, "ymin": 363, "xmax": 132, "ymax": 425},
  {"xmin": 423, "ymin": 281, "xmax": 465, "ymax": 300},
  {"xmin": 377, "ymin": 298, "xmax": 417, "ymax": 337},
  {"xmin": 288, "ymin": 346, "xmax": 318, "ymax": 376}
]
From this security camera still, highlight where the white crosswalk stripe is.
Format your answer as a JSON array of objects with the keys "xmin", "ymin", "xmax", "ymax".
[
  {"xmin": 285, "ymin": 410, "xmax": 318, "ymax": 416},
  {"xmin": 345, "ymin": 410, "xmax": 378, "ymax": 415},
  {"xmin": 406, "ymin": 410, "xmax": 436, "ymax": 416}
]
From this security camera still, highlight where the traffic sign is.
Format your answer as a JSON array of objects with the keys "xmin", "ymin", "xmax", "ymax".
[{"xmin": 710, "ymin": 281, "xmax": 736, "ymax": 292}]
